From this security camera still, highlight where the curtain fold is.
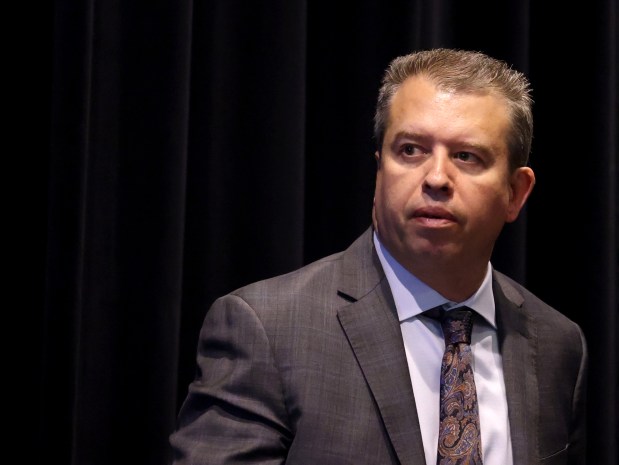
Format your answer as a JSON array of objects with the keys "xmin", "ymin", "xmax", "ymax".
[{"xmin": 30, "ymin": 1, "xmax": 617, "ymax": 464}]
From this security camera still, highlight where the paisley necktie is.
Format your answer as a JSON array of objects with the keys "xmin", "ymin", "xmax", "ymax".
[{"xmin": 436, "ymin": 307, "xmax": 483, "ymax": 465}]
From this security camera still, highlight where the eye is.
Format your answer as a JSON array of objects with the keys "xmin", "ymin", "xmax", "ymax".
[
  {"xmin": 453, "ymin": 151, "xmax": 476, "ymax": 162},
  {"xmin": 400, "ymin": 143, "xmax": 424, "ymax": 157},
  {"xmin": 402, "ymin": 144, "xmax": 416, "ymax": 155}
]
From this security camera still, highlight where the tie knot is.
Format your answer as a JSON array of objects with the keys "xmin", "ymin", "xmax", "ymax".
[{"xmin": 440, "ymin": 308, "xmax": 474, "ymax": 345}]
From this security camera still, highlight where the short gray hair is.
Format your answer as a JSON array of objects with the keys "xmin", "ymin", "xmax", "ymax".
[{"xmin": 373, "ymin": 48, "xmax": 534, "ymax": 170}]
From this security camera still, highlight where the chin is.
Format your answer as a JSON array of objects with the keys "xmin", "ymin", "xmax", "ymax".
[{"xmin": 410, "ymin": 233, "xmax": 453, "ymax": 250}]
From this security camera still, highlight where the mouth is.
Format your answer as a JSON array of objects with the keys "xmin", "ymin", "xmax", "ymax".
[{"xmin": 412, "ymin": 207, "xmax": 457, "ymax": 226}]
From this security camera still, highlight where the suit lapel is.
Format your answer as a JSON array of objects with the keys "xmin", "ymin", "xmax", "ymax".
[
  {"xmin": 335, "ymin": 228, "xmax": 426, "ymax": 464},
  {"xmin": 493, "ymin": 272, "xmax": 538, "ymax": 465}
]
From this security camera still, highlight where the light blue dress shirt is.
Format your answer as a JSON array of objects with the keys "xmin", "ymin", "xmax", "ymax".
[{"xmin": 374, "ymin": 232, "xmax": 513, "ymax": 465}]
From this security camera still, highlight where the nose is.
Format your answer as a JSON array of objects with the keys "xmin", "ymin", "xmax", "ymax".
[{"xmin": 423, "ymin": 152, "xmax": 453, "ymax": 194}]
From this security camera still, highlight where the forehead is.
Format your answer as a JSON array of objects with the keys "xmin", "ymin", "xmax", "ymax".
[{"xmin": 386, "ymin": 76, "xmax": 511, "ymax": 150}]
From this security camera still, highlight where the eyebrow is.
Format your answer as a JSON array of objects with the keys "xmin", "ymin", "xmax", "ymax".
[
  {"xmin": 391, "ymin": 131, "xmax": 428, "ymax": 143},
  {"xmin": 390, "ymin": 130, "xmax": 493, "ymax": 156},
  {"xmin": 388, "ymin": 131, "xmax": 431, "ymax": 151}
]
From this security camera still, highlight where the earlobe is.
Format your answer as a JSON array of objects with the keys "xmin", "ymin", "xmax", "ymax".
[
  {"xmin": 506, "ymin": 167, "xmax": 536, "ymax": 223},
  {"xmin": 375, "ymin": 150, "xmax": 381, "ymax": 168}
]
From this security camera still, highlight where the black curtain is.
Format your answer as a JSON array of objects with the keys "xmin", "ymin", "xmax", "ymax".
[{"xmin": 17, "ymin": 1, "xmax": 616, "ymax": 464}]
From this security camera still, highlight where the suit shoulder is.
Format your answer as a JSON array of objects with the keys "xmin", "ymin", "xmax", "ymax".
[
  {"xmin": 226, "ymin": 227, "xmax": 376, "ymax": 303},
  {"xmin": 227, "ymin": 250, "xmax": 346, "ymax": 303},
  {"xmin": 493, "ymin": 270, "xmax": 582, "ymax": 332}
]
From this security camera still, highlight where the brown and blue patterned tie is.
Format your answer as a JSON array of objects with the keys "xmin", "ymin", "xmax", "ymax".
[{"xmin": 437, "ymin": 307, "xmax": 483, "ymax": 465}]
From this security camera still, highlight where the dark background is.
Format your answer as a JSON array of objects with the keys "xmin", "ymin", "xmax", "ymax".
[{"xmin": 14, "ymin": 1, "xmax": 617, "ymax": 464}]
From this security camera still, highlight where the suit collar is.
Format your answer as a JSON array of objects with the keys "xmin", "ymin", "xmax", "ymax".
[
  {"xmin": 337, "ymin": 227, "xmax": 385, "ymax": 301},
  {"xmin": 374, "ymin": 231, "xmax": 497, "ymax": 327}
]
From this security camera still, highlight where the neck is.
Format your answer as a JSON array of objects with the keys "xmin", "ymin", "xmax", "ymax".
[{"xmin": 407, "ymin": 260, "xmax": 488, "ymax": 302}]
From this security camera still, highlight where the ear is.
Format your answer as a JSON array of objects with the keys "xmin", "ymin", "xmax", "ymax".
[
  {"xmin": 506, "ymin": 166, "xmax": 536, "ymax": 223},
  {"xmin": 374, "ymin": 150, "xmax": 381, "ymax": 168}
]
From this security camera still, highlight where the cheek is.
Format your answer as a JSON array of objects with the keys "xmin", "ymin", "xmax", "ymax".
[
  {"xmin": 477, "ymin": 185, "xmax": 512, "ymax": 220},
  {"xmin": 380, "ymin": 178, "xmax": 411, "ymax": 212},
  {"xmin": 382, "ymin": 167, "xmax": 416, "ymax": 196},
  {"xmin": 461, "ymin": 177, "xmax": 509, "ymax": 212},
  {"xmin": 375, "ymin": 172, "xmax": 407, "ymax": 219},
  {"xmin": 374, "ymin": 171, "xmax": 384, "ymax": 202}
]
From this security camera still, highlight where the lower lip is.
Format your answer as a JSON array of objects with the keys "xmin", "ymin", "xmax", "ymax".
[{"xmin": 414, "ymin": 217, "xmax": 454, "ymax": 227}]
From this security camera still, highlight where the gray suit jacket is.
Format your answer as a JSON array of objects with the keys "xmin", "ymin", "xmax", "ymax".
[{"xmin": 170, "ymin": 227, "xmax": 587, "ymax": 464}]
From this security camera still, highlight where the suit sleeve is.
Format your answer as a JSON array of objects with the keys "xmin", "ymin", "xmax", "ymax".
[
  {"xmin": 568, "ymin": 325, "xmax": 588, "ymax": 465},
  {"xmin": 170, "ymin": 294, "xmax": 292, "ymax": 464}
]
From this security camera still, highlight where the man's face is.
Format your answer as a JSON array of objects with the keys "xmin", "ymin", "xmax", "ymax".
[{"xmin": 373, "ymin": 75, "xmax": 534, "ymax": 285}]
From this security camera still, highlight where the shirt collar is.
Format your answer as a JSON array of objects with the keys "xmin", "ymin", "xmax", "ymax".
[{"xmin": 373, "ymin": 231, "xmax": 496, "ymax": 328}]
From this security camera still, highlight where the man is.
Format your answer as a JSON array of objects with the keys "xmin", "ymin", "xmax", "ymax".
[{"xmin": 170, "ymin": 48, "xmax": 587, "ymax": 464}]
